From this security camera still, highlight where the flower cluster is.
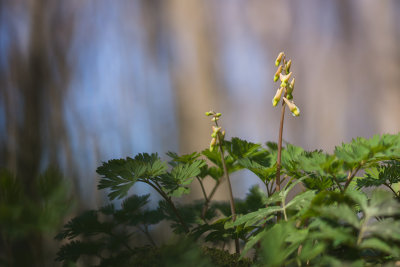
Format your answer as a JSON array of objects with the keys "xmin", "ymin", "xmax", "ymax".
[
  {"xmin": 272, "ymin": 52, "xmax": 300, "ymax": 116},
  {"xmin": 205, "ymin": 111, "xmax": 225, "ymax": 151}
]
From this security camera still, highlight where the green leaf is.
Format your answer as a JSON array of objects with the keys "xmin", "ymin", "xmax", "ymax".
[
  {"xmin": 314, "ymin": 204, "xmax": 360, "ymax": 228},
  {"xmin": 298, "ymin": 240, "xmax": 326, "ymax": 263},
  {"xmin": 166, "ymin": 151, "xmax": 201, "ymax": 165},
  {"xmin": 55, "ymin": 210, "xmax": 113, "ymax": 240},
  {"xmin": 334, "ymin": 134, "xmax": 400, "ymax": 170},
  {"xmin": 258, "ymin": 222, "xmax": 299, "ymax": 267},
  {"xmin": 97, "ymin": 153, "xmax": 168, "ymax": 200},
  {"xmin": 365, "ymin": 218, "xmax": 400, "ymax": 241},
  {"xmin": 112, "ymin": 194, "xmax": 150, "ymax": 223},
  {"xmin": 240, "ymin": 228, "xmax": 266, "ymax": 258},
  {"xmin": 226, "ymin": 206, "xmax": 281, "ymax": 228},
  {"xmin": 353, "ymin": 190, "xmax": 400, "ymax": 218},
  {"xmin": 161, "ymin": 160, "xmax": 206, "ymax": 197},
  {"xmin": 56, "ymin": 240, "xmax": 104, "ymax": 262},
  {"xmin": 201, "ymin": 145, "xmax": 241, "ymax": 175},
  {"xmin": 224, "ymin": 137, "xmax": 263, "ymax": 159},
  {"xmin": 237, "ymin": 157, "xmax": 276, "ymax": 182},
  {"xmin": 360, "ymin": 238, "xmax": 399, "ymax": 256},
  {"xmin": 357, "ymin": 160, "xmax": 400, "ymax": 190},
  {"xmin": 308, "ymin": 219, "xmax": 356, "ymax": 247}
]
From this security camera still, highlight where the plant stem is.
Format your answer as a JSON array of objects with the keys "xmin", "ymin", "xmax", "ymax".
[
  {"xmin": 332, "ymin": 174, "xmax": 344, "ymax": 192},
  {"xmin": 282, "ymin": 197, "xmax": 288, "ymax": 222},
  {"xmin": 276, "ymin": 100, "xmax": 286, "ymax": 193},
  {"xmin": 343, "ymin": 164, "xmax": 362, "ymax": 191},
  {"xmin": 137, "ymin": 225, "xmax": 157, "ymax": 247},
  {"xmin": 216, "ymin": 128, "xmax": 239, "ymax": 254},
  {"xmin": 143, "ymin": 180, "xmax": 190, "ymax": 233},
  {"xmin": 357, "ymin": 216, "xmax": 369, "ymax": 245},
  {"xmin": 197, "ymin": 176, "xmax": 208, "ymax": 202},
  {"xmin": 109, "ymin": 231, "xmax": 134, "ymax": 253},
  {"xmin": 201, "ymin": 180, "xmax": 221, "ymax": 220},
  {"xmin": 384, "ymin": 183, "xmax": 399, "ymax": 198},
  {"xmin": 265, "ymin": 181, "xmax": 271, "ymax": 196}
]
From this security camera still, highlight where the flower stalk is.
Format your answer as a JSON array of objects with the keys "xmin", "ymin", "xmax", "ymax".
[
  {"xmin": 271, "ymin": 52, "xmax": 300, "ymax": 193},
  {"xmin": 206, "ymin": 111, "xmax": 240, "ymax": 253}
]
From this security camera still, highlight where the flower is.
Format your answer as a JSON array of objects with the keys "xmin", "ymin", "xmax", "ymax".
[
  {"xmin": 285, "ymin": 59, "xmax": 292, "ymax": 73},
  {"xmin": 279, "ymin": 72, "xmax": 292, "ymax": 87},
  {"xmin": 274, "ymin": 65, "xmax": 282, "ymax": 82},
  {"xmin": 275, "ymin": 52, "xmax": 284, "ymax": 66},
  {"xmin": 283, "ymin": 97, "xmax": 300, "ymax": 116},
  {"xmin": 272, "ymin": 87, "xmax": 284, "ymax": 107},
  {"xmin": 286, "ymin": 78, "xmax": 295, "ymax": 100},
  {"xmin": 209, "ymin": 137, "xmax": 217, "ymax": 151}
]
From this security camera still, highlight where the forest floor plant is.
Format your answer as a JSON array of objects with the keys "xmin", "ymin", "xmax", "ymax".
[{"xmin": 56, "ymin": 52, "xmax": 400, "ymax": 267}]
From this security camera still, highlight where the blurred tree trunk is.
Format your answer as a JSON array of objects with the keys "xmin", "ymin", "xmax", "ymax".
[
  {"xmin": 1, "ymin": 0, "xmax": 76, "ymax": 265},
  {"xmin": 164, "ymin": 0, "xmax": 217, "ymax": 154}
]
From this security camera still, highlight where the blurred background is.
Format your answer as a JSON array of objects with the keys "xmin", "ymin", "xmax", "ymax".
[{"xmin": 1, "ymin": 0, "xmax": 400, "ymax": 265}]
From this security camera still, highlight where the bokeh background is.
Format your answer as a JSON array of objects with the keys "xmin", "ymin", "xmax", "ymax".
[{"xmin": 1, "ymin": 0, "xmax": 400, "ymax": 265}]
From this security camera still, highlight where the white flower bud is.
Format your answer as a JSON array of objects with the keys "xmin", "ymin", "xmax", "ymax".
[
  {"xmin": 272, "ymin": 87, "xmax": 284, "ymax": 107},
  {"xmin": 283, "ymin": 97, "xmax": 300, "ymax": 116}
]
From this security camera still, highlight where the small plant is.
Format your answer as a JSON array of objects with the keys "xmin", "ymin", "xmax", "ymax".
[
  {"xmin": 272, "ymin": 51, "xmax": 300, "ymax": 193},
  {"xmin": 56, "ymin": 52, "xmax": 400, "ymax": 266}
]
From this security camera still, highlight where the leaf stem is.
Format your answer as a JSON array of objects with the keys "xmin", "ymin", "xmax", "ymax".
[
  {"xmin": 344, "ymin": 164, "xmax": 363, "ymax": 191},
  {"xmin": 143, "ymin": 180, "xmax": 190, "ymax": 233},
  {"xmin": 357, "ymin": 216, "xmax": 369, "ymax": 245},
  {"xmin": 265, "ymin": 181, "xmax": 271, "ymax": 196},
  {"xmin": 332, "ymin": 174, "xmax": 344, "ymax": 192},
  {"xmin": 137, "ymin": 225, "xmax": 157, "ymax": 247},
  {"xmin": 196, "ymin": 176, "xmax": 208, "ymax": 202},
  {"xmin": 201, "ymin": 180, "xmax": 221, "ymax": 220},
  {"xmin": 282, "ymin": 195, "xmax": 288, "ymax": 221},
  {"xmin": 384, "ymin": 183, "xmax": 399, "ymax": 198}
]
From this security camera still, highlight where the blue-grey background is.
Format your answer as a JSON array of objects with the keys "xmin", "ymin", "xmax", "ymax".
[{"xmin": 1, "ymin": 0, "xmax": 400, "ymax": 207}]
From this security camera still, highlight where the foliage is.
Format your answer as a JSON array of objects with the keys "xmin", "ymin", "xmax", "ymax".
[
  {"xmin": 54, "ymin": 131, "xmax": 400, "ymax": 266},
  {"xmin": 0, "ymin": 167, "xmax": 73, "ymax": 265}
]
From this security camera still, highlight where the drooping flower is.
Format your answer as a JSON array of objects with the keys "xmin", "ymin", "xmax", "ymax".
[
  {"xmin": 209, "ymin": 137, "xmax": 217, "ymax": 151},
  {"xmin": 275, "ymin": 52, "xmax": 284, "ymax": 66},
  {"xmin": 285, "ymin": 59, "xmax": 292, "ymax": 73},
  {"xmin": 274, "ymin": 65, "xmax": 282, "ymax": 82},
  {"xmin": 279, "ymin": 72, "xmax": 292, "ymax": 87},
  {"xmin": 286, "ymin": 78, "xmax": 295, "ymax": 100},
  {"xmin": 272, "ymin": 87, "xmax": 284, "ymax": 107},
  {"xmin": 283, "ymin": 97, "xmax": 300, "ymax": 116}
]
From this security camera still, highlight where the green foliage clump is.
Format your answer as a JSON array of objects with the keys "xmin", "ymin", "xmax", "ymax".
[
  {"xmin": 0, "ymin": 167, "xmax": 73, "ymax": 265},
  {"xmin": 55, "ymin": 53, "xmax": 400, "ymax": 266},
  {"xmin": 54, "ymin": 132, "xmax": 400, "ymax": 266}
]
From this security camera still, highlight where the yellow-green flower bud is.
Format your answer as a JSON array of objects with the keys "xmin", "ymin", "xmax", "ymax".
[
  {"xmin": 210, "ymin": 137, "xmax": 217, "ymax": 151},
  {"xmin": 283, "ymin": 97, "xmax": 300, "ymax": 116},
  {"xmin": 275, "ymin": 52, "xmax": 284, "ymax": 66},
  {"xmin": 290, "ymin": 78, "xmax": 295, "ymax": 90},
  {"xmin": 272, "ymin": 87, "xmax": 284, "ymax": 107},
  {"xmin": 205, "ymin": 111, "xmax": 213, "ymax": 116},
  {"xmin": 211, "ymin": 132, "xmax": 217, "ymax": 138},
  {"xmin": 279, "ymin": 72, "xmax": 292, "ymax": 83},
  {"xmin": 212, "ymin": 126, "xmax": 221, "ymax": 133},
  {"xmin": 287, "ymin": 78, "xmax": 294, "ymax": 95},
  {"xmin": 285, "ymin": 59, "xmax": 292, "ymax": 73},
  {"xmin": 221, "ymin": 130, "xmax": 225, "ymax": 138},
  {"xmin": 274, "ymin": 65, "xmax": 282, "ymax": 82},
  {"xmin": 215, "ymin": 113, "xmax": 222, "ymax": 117},
  {"xmin": 211, "ymin": 117, "xmax": 219, "ymax": 122}
]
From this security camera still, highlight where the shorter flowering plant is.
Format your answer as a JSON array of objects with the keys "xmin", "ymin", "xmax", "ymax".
[{"xmin": 272, "ymin": 52, "xmax": 299, "ymax": 116}]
